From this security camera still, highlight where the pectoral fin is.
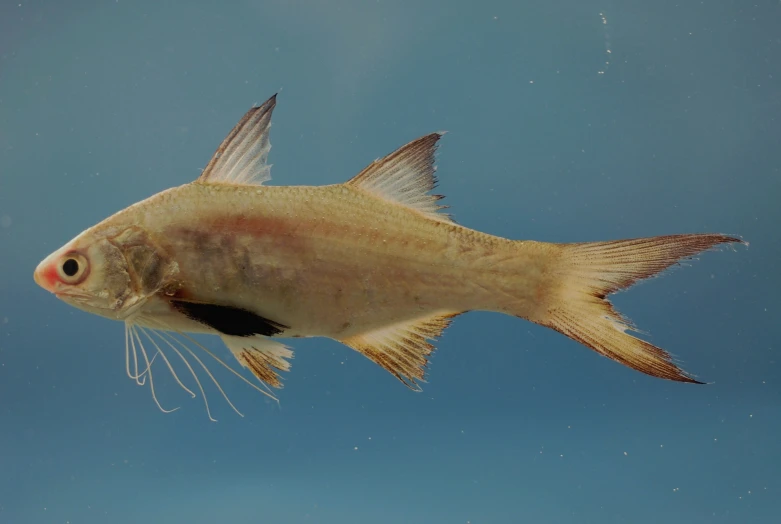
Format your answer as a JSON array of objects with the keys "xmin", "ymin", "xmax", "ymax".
[{"xmin": 169, "ymin": 300, "xmax": 288, "ymax": 337}]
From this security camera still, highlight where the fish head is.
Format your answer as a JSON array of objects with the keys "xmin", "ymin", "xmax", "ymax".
[{"xmin": 34, "ymin": 222, "xmax": 177, "ymax": 321}]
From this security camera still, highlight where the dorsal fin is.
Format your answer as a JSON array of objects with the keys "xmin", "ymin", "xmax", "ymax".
[
  {"xmin": 339, "ymin": 311, "xmax": 462, "ymax": 390},
  {"xmin": 197, "ymin": 94, "xmax": 277, "ymax": 185},
  {"xmin": 345, "ymin": 132, "xmax": 454, "ymax": 223}
]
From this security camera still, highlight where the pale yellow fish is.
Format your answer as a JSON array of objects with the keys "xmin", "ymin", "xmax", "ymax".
[{"xmin": 33, "ymin": 94, "xmax": 743, "ymax": 419}]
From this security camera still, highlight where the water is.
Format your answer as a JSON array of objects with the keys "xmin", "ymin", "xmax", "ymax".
[{"xmin": 1, "ymin": 1, "xmax": 779, "ymax": 523}]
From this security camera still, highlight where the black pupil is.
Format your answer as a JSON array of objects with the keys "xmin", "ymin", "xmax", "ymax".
[{"xmin": 62, "ymin": 259, "xmax": 79, "ymax": 277}]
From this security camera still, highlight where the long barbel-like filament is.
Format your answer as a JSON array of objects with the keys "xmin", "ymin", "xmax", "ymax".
[
  {"xmin": 124, "ymin": 323, "xmax": 135, "ymax": 381},
  {"xmin": 147, "ymin": 328, "xmax": 218, "ymax": 422},
  {"xmin": 130, "ymin": 325, "xmax": 179, "ymax": 414},
  {"xmin": 123, "ymin": 315, "xmax": 282, "ymax": 419},
  {"xmin": 125, "ymin": 322, "xmax": 152, "ymax": 384},
  {"xmin": 170, "ymin": 328, "xmax": 280, "ymax": 404},
  {"xmin": 137, "ymin": 326, "xmax": 196, "ymax": 399},
  {"xmin": 157, "ymin": 330, "xmax": 246, "ymax": 418},
  {"xmin": 147, "ymin": 317, "xmax": 279, "ymax": 403}
]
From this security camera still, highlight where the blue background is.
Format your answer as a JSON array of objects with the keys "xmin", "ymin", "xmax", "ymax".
[{"xmin": 1, "ymin": 1, "xmax": 779, "ymax": 523}]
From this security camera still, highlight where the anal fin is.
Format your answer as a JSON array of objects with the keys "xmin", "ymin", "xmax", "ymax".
[
  {"xmin": 222, "ymin": 335, "xmax": 293, "ymax": 389},
  {"xmin": 340, "ymin": 312, "xmax": 461, "ymax": 391}
]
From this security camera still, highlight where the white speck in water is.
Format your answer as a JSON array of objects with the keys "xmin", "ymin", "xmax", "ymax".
[{"xmin": 0, "ymin": 215, "xmax": 11, "ymax": 228}]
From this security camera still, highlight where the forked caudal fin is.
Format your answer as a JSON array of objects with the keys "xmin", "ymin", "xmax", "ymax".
[{"xmin": 530, "ymin": 233, "xmax": 744, "ymax": 383}]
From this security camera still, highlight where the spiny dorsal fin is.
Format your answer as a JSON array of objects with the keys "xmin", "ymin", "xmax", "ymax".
[
  {"xmin": 339, "ymin": 311, "xmax": 461, "ymax": 390},
  {"xmin": 345, "ymin": 132, "xmax": 454, "ymax": 223},
  {"xmin": 222, "ymin": 335, "xmax": 293, "ymax": 389},
  {"xmin": 197, "ymin": 94, "xmax": 277, "ymax": 186}
]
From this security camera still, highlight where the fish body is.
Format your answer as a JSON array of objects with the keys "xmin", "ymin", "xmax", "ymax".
[
  {"xmin": 34, "ymin": 94, "xmax": 743, "ymax": 417},
  {"xmin": 97, "ymin": 181, "xmax": 545, "ymax": 336}
]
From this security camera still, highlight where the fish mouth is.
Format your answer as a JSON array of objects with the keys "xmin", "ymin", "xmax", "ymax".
[{"xmin": 51, "ymin": 287, "xmax": 93, "ymax": 303}]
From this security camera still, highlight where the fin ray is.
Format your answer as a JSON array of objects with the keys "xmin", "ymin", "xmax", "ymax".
[
  {"xmin": 527, "ymin": 233, "xmax": 744, "ymax": 382},
  {"xmin": 223, "ymin": 335, "xmax": 294, "ymax": 389},
  {"xmin": 197, "ymin": 94, "xmax": 277, "ymax": 185},
  {"xmin": 346, "ymin": 133, "xmax": 453, "ymax": 223},
  {"xmin": 340, "ymin": 312, "xmax": 461, "ymax": 390}
]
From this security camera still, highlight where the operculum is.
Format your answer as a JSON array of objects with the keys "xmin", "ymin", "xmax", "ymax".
[{"xmin": 110, "ymin": 227, "xmax": 179, "ymax": 299}]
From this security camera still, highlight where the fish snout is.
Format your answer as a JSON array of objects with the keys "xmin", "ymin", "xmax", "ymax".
[{"xmin": 34, "ymin": 257, "xmax": 58, "ymax": 292}]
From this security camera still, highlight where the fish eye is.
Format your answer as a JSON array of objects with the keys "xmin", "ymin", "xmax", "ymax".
[
  {"xmin": 63, "ymin": 258, "xmax": 79, "ymax": 276},
  {"xmin": 57, "ymin": 252, "xmax": 89, "ymax": 284}
]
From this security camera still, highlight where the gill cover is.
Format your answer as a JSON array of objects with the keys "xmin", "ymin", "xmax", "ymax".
[
  {"xmin": 80, "ymin": 226, "xmax": 176, "ymax": 316},
  {"xmin": 111, "ymin": 227, "xmax": 175, "ymax": 297},
  {"xmin": 91, "ymin": 236, "xmax": 133, "ymax": 310}
]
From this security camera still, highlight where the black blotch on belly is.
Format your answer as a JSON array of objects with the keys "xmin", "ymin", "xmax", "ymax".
[{"xmin": 169, "ymin": 300, "xmax": 287, "ymax": 337}]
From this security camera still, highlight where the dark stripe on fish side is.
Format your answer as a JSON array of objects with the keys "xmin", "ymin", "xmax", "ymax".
[{"xmin": 169, "ymin": 300, "xmax": 287, "ymax": 337}]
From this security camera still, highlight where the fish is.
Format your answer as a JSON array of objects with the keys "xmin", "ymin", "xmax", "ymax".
[{"xmin": 33, "ymin": 93, "xmax": 744, "ymax": 419}]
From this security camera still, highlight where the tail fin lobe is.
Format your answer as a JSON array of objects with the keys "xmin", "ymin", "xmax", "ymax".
[{"xmin": 536, "ymin": 233, "xmax": 743, "ymax": 382}]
